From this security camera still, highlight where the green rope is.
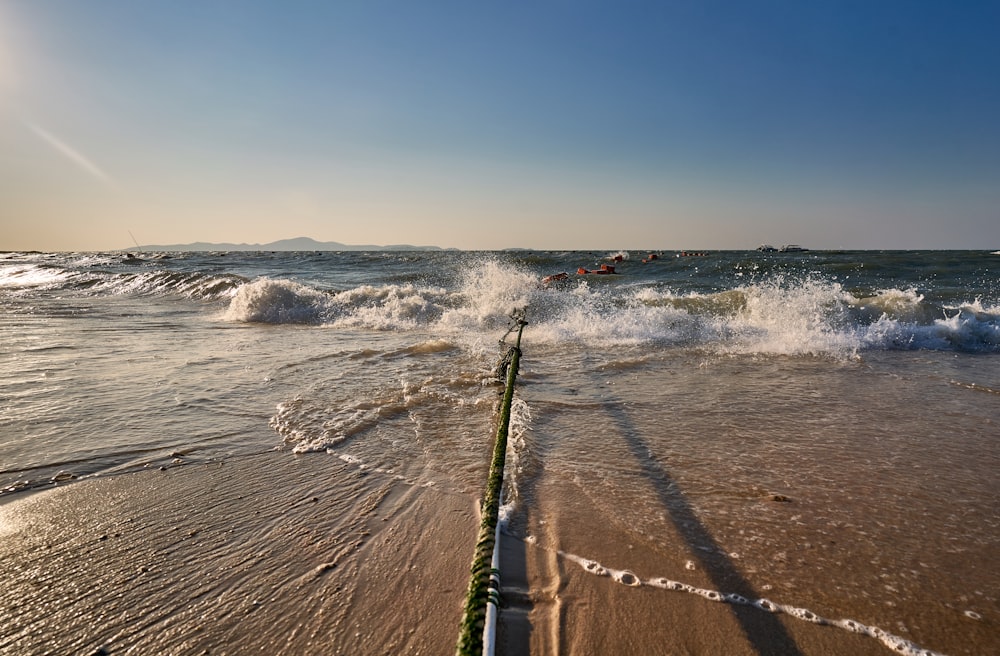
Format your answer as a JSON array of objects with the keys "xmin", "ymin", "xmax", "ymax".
[{"xmin": 456, "ymin": 317, "xmax": 526, "ymax": 656}]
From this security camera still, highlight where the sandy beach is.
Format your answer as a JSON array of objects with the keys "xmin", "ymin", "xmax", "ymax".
[
  {"xmin": 0, "ymin": 454, "xmax": 476, "ymax": 655},
  {"xmin": 4, "ymin": 446, "xmax": 993, "ymax": 655},
  {"xmin": 0, "ymin": 455, "xmax": 873, "ymax": 656}
]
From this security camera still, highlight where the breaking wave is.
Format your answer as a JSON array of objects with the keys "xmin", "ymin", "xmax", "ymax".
[
  {"xmin": 223, "ymin": 266, "xmax": 999, "ymax": 355},
  {"xmin": 5, "ymin": 253, "xmax": 997, "ymax": 355},
  {"xmin": 219, "ymin": 262, "xmax": 999, "ymax": 356},
  {"xmin": 0, "ymin": 262, "xmax": 242, "ymax": 300}
]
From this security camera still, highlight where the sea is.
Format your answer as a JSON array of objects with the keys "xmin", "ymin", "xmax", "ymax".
[{"xmin": 1, "ymin": 249, "xmax": 998, "ymax": 654}]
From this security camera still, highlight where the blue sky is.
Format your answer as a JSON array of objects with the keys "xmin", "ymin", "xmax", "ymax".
[{"xmin": 2, "ymin": 0, "xmax": 998, "ymax": 250}]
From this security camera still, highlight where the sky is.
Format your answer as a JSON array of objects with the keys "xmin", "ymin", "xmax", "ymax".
[{"xmin": 1, "ymin": 0, "xmax": 998, "ymax": 251}]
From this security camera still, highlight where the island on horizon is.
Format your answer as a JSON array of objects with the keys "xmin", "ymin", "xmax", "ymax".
[{"xmin": 131, "ymin": 236, "xmax": 456, "ymax": 252}]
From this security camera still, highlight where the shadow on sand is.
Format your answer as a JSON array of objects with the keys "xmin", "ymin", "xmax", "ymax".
[
  {"xmin": 498, "ymin": 357, "xmax": 803, "ymax": 655},
  {"xmin": 599, "ymin": 395, "xmax": 803, "ymax": 655}
]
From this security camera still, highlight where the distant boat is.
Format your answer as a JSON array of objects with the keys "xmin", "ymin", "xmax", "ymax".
[
  {"xmin": 779, "ymin": 245, "xmax": 808, "ymax": 252},
  {"xmin": 756, "ymin": 244, "xmax": 777, "ymax": 252}
]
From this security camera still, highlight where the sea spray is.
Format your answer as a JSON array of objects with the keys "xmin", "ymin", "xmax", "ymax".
[
  {"xmin": 438, "ymin": 258, "xmax": 537, "ymax": 332},
  {"xmin": 215, "ymin": 256, "xmax": 1000, "ymax": 354}
]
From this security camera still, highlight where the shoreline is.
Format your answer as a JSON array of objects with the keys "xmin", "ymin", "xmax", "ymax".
[{"xmin": 1, "ymin": 450, "xmax": 992, "ymax": 655}]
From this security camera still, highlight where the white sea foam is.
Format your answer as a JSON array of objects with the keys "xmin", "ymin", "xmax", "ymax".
[
  {"xmin": 329, "ymin": 283, "xmax": 449, "ymax": 330},
  {"xmin": 619, "ymin": 277, "xmax": 864, "ymax": 356},
  {"xmin": 270, "ymin": 391, "xmax": 409, "ymax": 454},
  {"xmin": 498, "ymin": 397, "xmax": 533, "ymax": 525},
  {"xmin": 558, "ymin": 550, "xmax": 949, "ymax": 656},
  {"xmin": 226, "ymin": 278, "xmax": 331, "ymax": 324},
  {"xmin": 438, "ymin": 258, "xmax": 537, "ymax": 333},
  {"xmin": 859, "ymin": 300, "xmax": 1000, "ymax": 352},
  {"xmin": 852, "ymin": 288, "xmax": 927, "ymax": 322},
  {"xmin": 220, "ymin": 262, "xmax": 1000, "ymax": 354},
  {"xmin": 225, "ymin": 278, "xmax": 450, "ymax": 327},
  {"xmin": 714, "ymin": 279, "xmax": 854, "ymax": 356}
]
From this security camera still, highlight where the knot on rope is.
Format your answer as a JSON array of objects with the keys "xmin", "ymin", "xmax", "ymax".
[
  {"xmin": 495, "ymin": 347, "xmax": 518, "ymax": 383},
  {"xmin": 495, "ymin": 309, "xmax": 528, "ymax": 382}
]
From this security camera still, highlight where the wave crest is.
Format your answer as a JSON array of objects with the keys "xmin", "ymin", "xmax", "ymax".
[
  {"xmin": 225, "ymin": 278, "xmax": 330, "ymax": 324},
  {"xmin": 204, "ymin": 265, "xmax": 1000, "ymax": 355}
]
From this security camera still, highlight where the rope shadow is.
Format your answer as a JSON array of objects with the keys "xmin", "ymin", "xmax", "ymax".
[
  {"xmin": 496, "ymin": 522, "xmax": 533, "ymax": 654},
  {"xmin": 496, "ymin": 397, "xmax": 541, "ymax": 654},
  {"xmin": 597, "ymin": 395, "xmax": 804, "ymax": 655}
]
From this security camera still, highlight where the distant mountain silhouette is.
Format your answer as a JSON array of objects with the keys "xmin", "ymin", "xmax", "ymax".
[{"xmin": 136, "ymin": 237, "xmax": 451, "ymax": 251}]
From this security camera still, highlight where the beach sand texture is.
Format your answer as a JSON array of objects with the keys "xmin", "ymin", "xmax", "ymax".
[
  {"xmin": 3, "ymin": 393, "xmax": 996, "ymax": 656},
  {"xmin": 1, "ymin": 455, "xmax": 474, "ymax": 655},
  {"xmin": 0, "ymin": 459, "xmax": 904, "ymax": 656}
]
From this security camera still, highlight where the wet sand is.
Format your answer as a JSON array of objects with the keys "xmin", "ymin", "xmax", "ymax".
[
  {"xmin": 492, "ymin": 352, "xmax": 998, "ymax": 656},
  {"xmin": 497, "ymin": 490, "xmax": 996, "ymax": 656},
  {"xmin": 498, "ymin": 491, "xmax": 917, "ymax": 656},
  {"xmin": 495, "ymin": 442, "xmax": 996, "ymax": 656},
  {"xmin": 1, "ymin": 448, "xmax": 994, "ymax": 655},
  {"xmin": 0, "ymin": 454, "xmax": 475, "ymax": 655}
]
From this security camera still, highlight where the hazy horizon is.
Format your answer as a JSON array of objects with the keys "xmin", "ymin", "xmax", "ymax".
[
  {"xmin": 6, "ymin": 236, "xmax": 1000, "ymax": 254},
  {"xmin": 2, "ymin": 1, "xmax": 998, "ymax": 251}
]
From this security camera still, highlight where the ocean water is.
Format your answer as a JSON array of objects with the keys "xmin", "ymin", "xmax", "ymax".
[{"xmin": 1, "ymin": 249, "xmax": 998, "ymax": 653}]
